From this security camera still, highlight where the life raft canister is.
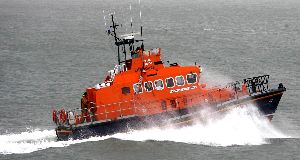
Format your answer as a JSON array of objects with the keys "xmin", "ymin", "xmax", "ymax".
[
  {"xmin": 59, "ymin": 108, "xmax": 67, "ymax": 124},
  {"xmin": 52, "ymin": 110, "xmax": 58, "ymax": 124}
]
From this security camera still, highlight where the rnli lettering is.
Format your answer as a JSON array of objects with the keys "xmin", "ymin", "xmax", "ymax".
[{"xmin": 170, "ymin": 86, "xmax": 197, "ymax": 93}]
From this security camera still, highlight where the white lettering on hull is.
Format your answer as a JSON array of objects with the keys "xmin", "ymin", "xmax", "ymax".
[{"xmin": 170, "ymin": 86, "xmax": 197, "ymax": 93}]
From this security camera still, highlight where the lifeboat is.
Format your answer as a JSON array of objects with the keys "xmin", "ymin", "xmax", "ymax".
[{"xmin": 52, "ymin": 14, "xmax": 286, "ymax": 140}]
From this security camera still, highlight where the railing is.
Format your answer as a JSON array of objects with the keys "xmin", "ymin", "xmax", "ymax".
[
  {"xmin": 225, "ymin": 75, "xmax": 270, "ymax": 95},
  {"xmin": 55, "ymin": 99, "xmax": 146, "ymax": 126}
]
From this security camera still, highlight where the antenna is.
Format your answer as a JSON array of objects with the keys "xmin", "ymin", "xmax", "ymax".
[
  {"xmin": 103, "ymin": 10, "xmax": 106, "ymax": 26},
  {"xmin": 139, "ymin": 0, "xmax": 142, "ymax": 25},
  {"xmin": 110, "ymin": 14, "xmax": 121, "ymax": 64},
  {"xmin": 131, "ymin": 17, "xmax": 133, "ymax": 30},
  {"xmin": 129, "ymin": 3, "xmax": 133, "ymax": 33},
  {"xmin": 139, "ymin": 0, "xmax": 143, "ymax": 49},
  {"xmin": 140, "ymin": 10, "xmax": 142, "ymax": 20},
  {"xmin": 104, "ymin": 1, "xmax": 145, "ymax": 66}
]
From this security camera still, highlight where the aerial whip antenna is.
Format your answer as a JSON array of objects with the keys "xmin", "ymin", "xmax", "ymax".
[
  {"xmin": 139, "ymin": 0, "xmax": 143, "ymax": 38},
  {"xmin": 129, "ymin": 3, "xmax": 133, "ymax": 33},
  {"xmin": 103, "ymin": 15, "xmax": 107, "ymax": 26},
  {"xmin": 140, "ymin": 10, "xmax": 142, "ymax": 20},
  {"xmin": 131, "ymin": 17, "xmax": 133, "ymax": 30},
  {"xmin": 139, "ymin": 0, "xmax": 143, "ymax": 49},
  {"xmin": 103, "ymin": 10, "xmax": 107, "ymax": 27}
]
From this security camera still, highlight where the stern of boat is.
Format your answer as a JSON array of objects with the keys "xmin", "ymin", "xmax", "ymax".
[{"xmin": 55, "ymin": 127, "xmax": 73, "ymax": 141}]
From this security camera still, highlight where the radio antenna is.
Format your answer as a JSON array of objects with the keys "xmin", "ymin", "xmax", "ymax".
[{"xmin": 129, "ymin": 4, "xmax": 133, "ymax": 33}]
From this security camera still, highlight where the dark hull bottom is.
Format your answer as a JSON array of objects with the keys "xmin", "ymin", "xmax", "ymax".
[{"xmin": 56, "ymin": 88, "xmax": 285, "ymax": 141}]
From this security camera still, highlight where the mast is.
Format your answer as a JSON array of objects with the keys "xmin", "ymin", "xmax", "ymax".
[
  {"xmin": 107, "ymin": 13, "xmax": 144, "ymax": 66},
  {"xmin": 110, "ymin": 14, "xmax": 121, "ymax": 65}
]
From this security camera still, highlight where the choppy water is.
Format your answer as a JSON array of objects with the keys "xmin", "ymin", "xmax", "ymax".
[{"xmin": 0, "ymin": 0, "xmax": 299, "ymax": 159}]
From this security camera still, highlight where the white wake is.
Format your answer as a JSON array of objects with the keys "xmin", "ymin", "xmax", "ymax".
[
  {"xmin": 0, "ymin": 129, "xmax": 111, "ymax": 155},
  {"xmin": 114, "ymin": 105, "xmax": 289, "ymax": 146},
  {"xmin": 0, "ymin": 104, "xmax": 289, "ymax": 155}
]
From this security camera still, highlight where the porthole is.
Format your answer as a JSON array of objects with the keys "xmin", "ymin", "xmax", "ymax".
[{"xmin": 121, "ymin": 87, "xmax": 130, "ymax": 94}]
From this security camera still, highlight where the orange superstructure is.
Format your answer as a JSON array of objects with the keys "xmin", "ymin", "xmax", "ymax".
[{"xmin": 76, "ymin": 47, "xmax": 241, "ymax": 123}]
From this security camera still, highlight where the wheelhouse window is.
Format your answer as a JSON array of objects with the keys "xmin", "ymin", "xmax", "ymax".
[
  {"xmin": 144, "ymin": 81, "xmax": 153, "ymax": 92},
  {"xmin": 166, "ymin": 77, "xmax": 175, "ymax": 88},
  {"xmin": 133, "ymin": 83, "xmax": 143, "ymax": 94},
  {"xmin": 186, "ymin": 73, "xmax": 197, "ymax": 84},
  {"xmin": 121, "ymin": 87, "xmax": 130, "ymax": 94},
  {"xmin": 154, "ymin": 79, "xmax": 164, "ymax": 90},
  {"xmin": 175, "ymin": 76, "xmax": 185, "ymax": 86}
]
